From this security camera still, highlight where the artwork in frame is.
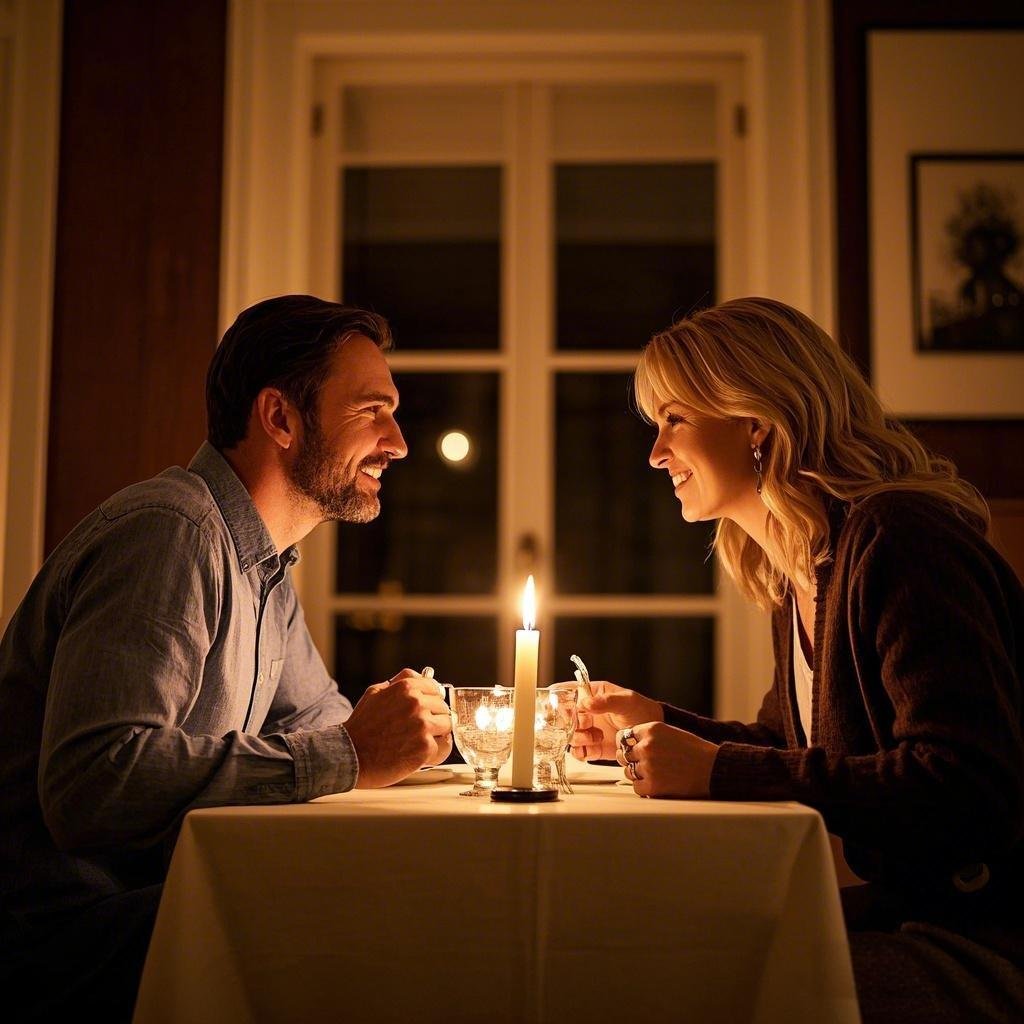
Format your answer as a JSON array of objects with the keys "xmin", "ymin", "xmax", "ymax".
[{"xmin": 910, "ymin": 153, "xmax": 1024, "ymax": 354}]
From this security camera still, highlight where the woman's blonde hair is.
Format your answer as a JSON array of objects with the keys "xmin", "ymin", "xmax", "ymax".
[{"xmin": 633, "ymin": 296, "xmax": 989, "ymax": 610}]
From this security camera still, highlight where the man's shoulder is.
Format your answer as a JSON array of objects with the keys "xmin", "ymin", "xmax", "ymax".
[{"xmin": 99, "ymin": 466, "xmax": 219, "ymax": 531}]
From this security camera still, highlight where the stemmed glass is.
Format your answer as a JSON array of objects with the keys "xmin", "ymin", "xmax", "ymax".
[
  {"xmin": 533, "ymin": 684, "xmax": 579, "ymax": 794},
  {"xmin": 449, "ymin": 686, "xmax": 515, "ymax": 796}
]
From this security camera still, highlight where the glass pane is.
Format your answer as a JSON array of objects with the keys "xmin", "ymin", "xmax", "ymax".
[
  {"xmin": 341, "ymin": 166, "xmax": 501, "ymax": 350},
  {"xmin": 334, "ymin": 615, "xmax": 498, "ymax": 701},
  {"xmin": 334, "ymin": 615, "xmax": 498, "ymax": 766},
  {"xmin": 555, "ymin": 163, "xmax": 716, "ymax": 349},
  {"xmin": 342, "ymin": 85, "xmax": 503, "ymax": 158},
  {"xmin": 555, "ymin": 373, "xmax": 715, "ymax": 594},
  {"xmin": 336, "ymin": 372, "xmax": 499, "ymax": 594},
  {"xmin": 554, "ymin": 617, "xmax": 713, "ymax": 714},
  {"xmin": 552, "ymin": 83, "xmax": 716, "ymax": 158}
]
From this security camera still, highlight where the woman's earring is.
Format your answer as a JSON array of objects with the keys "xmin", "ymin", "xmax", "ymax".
[{"xmin": 753, "ymin": 444, "xmax": 763, "ymax": 495}]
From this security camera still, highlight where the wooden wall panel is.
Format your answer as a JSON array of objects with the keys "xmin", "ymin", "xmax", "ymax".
[
  {"xmin": 832, "ymin": 2, "xmax": 1024, "ymax": 507},
  {"xmin": 990, "ymin": 501, "xmax": 1024, "ymax": 583},
  {"xmin": 46, "ymin": 0, "xmax": 226, "ymax": 552}
]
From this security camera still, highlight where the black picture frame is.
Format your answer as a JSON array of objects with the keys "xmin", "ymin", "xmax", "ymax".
[{"xmin": 910, "ymin": 152, "xmax": 1024, "ymax": 354}]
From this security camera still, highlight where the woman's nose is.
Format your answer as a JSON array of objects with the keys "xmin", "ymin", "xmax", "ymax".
[{"xmin": 649, "ymin": 429, "xmax": 670, "ymax": 469}]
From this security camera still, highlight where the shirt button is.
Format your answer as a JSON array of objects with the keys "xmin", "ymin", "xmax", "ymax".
[{"xmin": 257, "ymin": 672, "xmax": 264, "ymax": 684}]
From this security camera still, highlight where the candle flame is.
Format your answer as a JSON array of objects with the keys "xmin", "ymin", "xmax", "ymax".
[{"xmin": 521, "ymin": 574, "xmax": 536, "ymax": 631}]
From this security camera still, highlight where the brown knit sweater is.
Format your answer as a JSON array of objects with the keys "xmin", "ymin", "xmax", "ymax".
[{"xmin": 663, "ymin": 491, "xmax": 1024, "ymax": 931}]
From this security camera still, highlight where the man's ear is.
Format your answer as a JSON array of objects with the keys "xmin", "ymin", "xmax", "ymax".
[
  {"xmin": 253, "ymin": 388, "xmax": 297, "ymax": 451},
  {"xmin": 749, "ymin": 418, "xmax": 772, "ymax": 448}
]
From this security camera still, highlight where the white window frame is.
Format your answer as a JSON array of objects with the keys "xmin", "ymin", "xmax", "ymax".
[{"xmin": 304, "ymin": 58, "xmax": 751, "ymax": 708}]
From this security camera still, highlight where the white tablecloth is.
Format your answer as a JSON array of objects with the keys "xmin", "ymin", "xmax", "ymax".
[{"xmin": 134, "ymin": 761, "xmax": 860, "ymax": 1023}]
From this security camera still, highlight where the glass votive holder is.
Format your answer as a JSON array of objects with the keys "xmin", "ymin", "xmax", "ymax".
[
  {"xmin": 449, "ymin": 685, "xmax": 515, "ymax": 796},
  {"xmin": 532, "ymin": 684, "xmax": 578, "ymax": 792}
]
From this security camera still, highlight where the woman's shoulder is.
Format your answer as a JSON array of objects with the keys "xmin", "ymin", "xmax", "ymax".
[
  {"xmin": 831, "ymin": 490, "xmax": 985, "ymax": 571},
  {"xmin": 843, "ymin": 489, "xmax": 981, "ymax": 537},
  {"xmin": 838, "ymin": 490, "xmax": 1017, "ymax": 583},
  {"xmin": 830, "ymin": 492, "xmax": 1024, "ymax": 635}
]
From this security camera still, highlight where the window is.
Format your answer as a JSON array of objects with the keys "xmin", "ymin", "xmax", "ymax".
[{"xmin": 304, "ymin": 58, "xmax": 750, "ymax": 715}]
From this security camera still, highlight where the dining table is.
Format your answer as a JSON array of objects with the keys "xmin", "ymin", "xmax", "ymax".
[{"xmin": 132, "ymin": 759, "xmax": 860, "ymax": 1023}]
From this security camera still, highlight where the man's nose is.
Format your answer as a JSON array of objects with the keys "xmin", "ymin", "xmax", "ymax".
[{"xmin": 384, "ymin": 417, "xmax": 408, "ymax": 460}]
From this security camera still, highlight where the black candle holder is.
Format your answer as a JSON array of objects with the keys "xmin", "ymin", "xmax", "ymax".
[{"xmin": 490, "ymin": 786, "xmax": 559, "ymax": 803}]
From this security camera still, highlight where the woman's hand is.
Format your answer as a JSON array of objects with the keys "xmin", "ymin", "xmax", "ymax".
[
  {"xmin": 616, "ymin": 722, "xmax": 718, "ymax": 799},
  {"xmin": 569, "ymin": 681, "xmax": 664, "ymax": 762}
]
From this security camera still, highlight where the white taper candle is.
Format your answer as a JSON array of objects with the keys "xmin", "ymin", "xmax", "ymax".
[{"xmin": 510, "ymin": 575, "xmax": 539, "ymax": 788}]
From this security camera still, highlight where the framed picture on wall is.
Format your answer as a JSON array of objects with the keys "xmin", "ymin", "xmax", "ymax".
[
  {"xmin": 911, "ymin": 153, "xmax": 1024, "ymax": 354},
  {"xmin": 834, "ymin": 8, "xmax": 1024, "ymax": 498},
  {"xmin": 865, "ymin": 30, "xmax": 1024, "ymax": 419}
]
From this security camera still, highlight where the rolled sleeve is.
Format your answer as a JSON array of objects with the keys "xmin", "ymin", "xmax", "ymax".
[{"xmin": 283, "ymin": 724, "xmax": 359, "ymax": 799}]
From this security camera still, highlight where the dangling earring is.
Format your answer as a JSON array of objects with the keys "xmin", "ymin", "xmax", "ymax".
[{"xmin": 753, "ymin": 444, "xmax": 764, "ymax": 495}]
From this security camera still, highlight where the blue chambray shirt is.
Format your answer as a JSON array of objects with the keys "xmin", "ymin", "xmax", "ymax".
[{"xmin": 0, "ymin": 442, "xmax": 357, "ymax": 921}]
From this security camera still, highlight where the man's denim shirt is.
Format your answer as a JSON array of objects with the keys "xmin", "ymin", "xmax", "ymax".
[{"xmin": 0, "ymin": 442, "xmax": 356, "ymax": 919}]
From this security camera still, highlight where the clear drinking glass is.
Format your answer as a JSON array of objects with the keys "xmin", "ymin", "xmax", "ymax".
[
  {"xmin": 449, "ymin": 686, "xmax": 515, "ymax": 796},
  {"xmin": 533, "ymin": 684, "xmax": 579, "ymax": 793}
]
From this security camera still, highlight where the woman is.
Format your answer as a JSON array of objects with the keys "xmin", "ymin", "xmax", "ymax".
[{"xmin": 570, "ymin": 297, "xmax": 1024, "ymax": 1022}]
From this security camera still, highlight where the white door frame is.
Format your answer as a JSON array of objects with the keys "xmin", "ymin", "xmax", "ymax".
[{"xmin": 0, "ymin": 0, "xmax": 62, "ymax": 631}]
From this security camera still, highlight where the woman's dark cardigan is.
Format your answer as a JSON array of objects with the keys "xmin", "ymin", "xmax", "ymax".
[{"xmin": 663, "ymin": 491, "xmax": 1024, "ymax": 957}]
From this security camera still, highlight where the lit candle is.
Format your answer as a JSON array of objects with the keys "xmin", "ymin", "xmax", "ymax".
[{"xmin": 511, "ymin": 575, "xmax": 539, "ymax": 788}]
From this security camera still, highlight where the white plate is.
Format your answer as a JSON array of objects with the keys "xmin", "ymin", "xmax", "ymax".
[{"xmin": 392, "ymin": 766, "xmax": 455, "ymax": 786}]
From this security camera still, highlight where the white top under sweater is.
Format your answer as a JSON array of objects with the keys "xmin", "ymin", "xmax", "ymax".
[{"xmin": 792, "ymin": 594, "xmax": 814, "ymax": 744}]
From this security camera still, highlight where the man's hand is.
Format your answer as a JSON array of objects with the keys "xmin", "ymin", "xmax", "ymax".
[
  {"xmin": 344, "ymin": 668, "xmax": 453, "ymax": 788},
  {"xmin": 568, "ymin": 681, "xmax": 664, "ymax": 762}
]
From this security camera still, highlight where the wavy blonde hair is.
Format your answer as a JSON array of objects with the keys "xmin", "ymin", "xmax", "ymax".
[{"xmin": 633, "ymin": 297, "xmax": 989, "ymax": 610}]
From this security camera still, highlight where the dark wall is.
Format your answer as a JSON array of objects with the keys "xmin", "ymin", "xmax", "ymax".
[
  {"xmin": 46, "ymin": 0, "xmax": 227, "ymax": 552},
  {"xmin": 832, "ymin": 0, "xmax": 1024, "ymax": 500}
]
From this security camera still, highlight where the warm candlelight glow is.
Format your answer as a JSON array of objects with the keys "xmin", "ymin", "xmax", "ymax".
[
  {"xmin": 511, "ymin": 575, "xmax": 540, "ymax": 788},
  {"xmin": 521, "ymin": 574, "xmax": 536, "ymax": 630}
]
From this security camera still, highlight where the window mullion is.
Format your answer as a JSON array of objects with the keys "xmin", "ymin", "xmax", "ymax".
[{"xmin": 501, "ymin": 81, "xmax": 554, "ymax": 684}]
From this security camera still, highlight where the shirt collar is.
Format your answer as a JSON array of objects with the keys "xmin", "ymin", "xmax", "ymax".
[{"xmin": 188, "ymin": 442, "xmax": 299, "ymax": 574}]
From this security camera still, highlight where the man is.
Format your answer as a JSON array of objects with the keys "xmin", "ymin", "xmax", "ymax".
[{"xmin": 0, "ymin": 295, "xmax": 452, "ymax": 1021}]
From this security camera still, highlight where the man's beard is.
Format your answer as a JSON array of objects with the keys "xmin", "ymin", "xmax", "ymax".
[{"xmin": 289, "ymin": 422, "xmax": 384, "ymax": 524}]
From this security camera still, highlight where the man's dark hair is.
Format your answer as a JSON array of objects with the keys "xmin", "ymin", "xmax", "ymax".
[{"xmin": 206, "ymin": 294, "xmax": 392, "ymax": 449}]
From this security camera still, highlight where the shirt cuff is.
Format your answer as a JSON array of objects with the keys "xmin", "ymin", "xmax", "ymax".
[{"xmin": 282, "ymin": 724, "xmax": 359, "ymax": 800}]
